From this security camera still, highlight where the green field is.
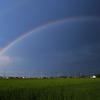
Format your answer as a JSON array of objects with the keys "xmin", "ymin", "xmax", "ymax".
[{"xmin": 0, "ymin": 78, "xmax": 100, "ymax": 100}]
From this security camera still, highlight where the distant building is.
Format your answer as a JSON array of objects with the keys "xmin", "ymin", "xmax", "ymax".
[
  {"xmin": 6, "ymin": 77, "xmax": 10, "ymax": 79},
  {"xmin": 93, "ymin": 75, "xmax": 96, "ymax": 78},
  {"xmin": 90, "ymin": 75, "xmax": 96, "ymax": 78},
  {"xmin": 75, "ymin": 76, "xmax": 78, "ymax": 78},
  {"xmin": 58, "ymin": 77, "xmax": 60, "ymax": 79},
  {"xmin": 26, "ymin": 77, "xmax": 30, "ymax": 79}
]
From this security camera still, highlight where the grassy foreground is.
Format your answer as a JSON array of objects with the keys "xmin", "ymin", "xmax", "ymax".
[{"xmin": 0, "ymin": 78, "xmax": 100, "ymax": 100}]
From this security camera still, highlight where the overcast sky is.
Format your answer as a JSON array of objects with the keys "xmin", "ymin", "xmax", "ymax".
[{"xmin": 0, "ymin": 0, "xmax": 100, "ymax": 77}]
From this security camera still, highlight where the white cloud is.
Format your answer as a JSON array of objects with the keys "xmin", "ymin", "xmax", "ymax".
[{"xmin": 0, "ymin": 56, "xmax": 12, "ymax": 66}]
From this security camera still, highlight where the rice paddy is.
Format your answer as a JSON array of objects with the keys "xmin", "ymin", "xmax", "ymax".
[{"xmin": 0, "ymin": 78, "xmax": 100, "ymax": 100}]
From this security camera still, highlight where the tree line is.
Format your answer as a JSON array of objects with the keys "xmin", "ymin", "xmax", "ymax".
[{"xmin": 95, "ymin": 74, "xmax": 100, "ymax": 78}]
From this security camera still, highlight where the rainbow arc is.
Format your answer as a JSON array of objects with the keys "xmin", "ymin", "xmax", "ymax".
[{"xmin": 0, "ymin": 16, "xmax": 100, "ymax": 55}]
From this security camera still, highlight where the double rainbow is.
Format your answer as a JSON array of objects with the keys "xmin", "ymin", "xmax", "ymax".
[{"xmin": 0, "ymin": 0, "xmax": 30, "ymax": 18}]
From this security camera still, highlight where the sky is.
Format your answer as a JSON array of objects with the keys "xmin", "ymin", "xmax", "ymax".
[{"xmin": 0, "ymin": 0, "xmax": 100, "ymax": 77}]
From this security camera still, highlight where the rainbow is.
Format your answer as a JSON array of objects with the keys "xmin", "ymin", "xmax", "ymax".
[
  {"xmin": 0, "ymin": 16, "xmax": 100, "ymax": 55},
  {"xmin": 0, "ymin": 0, "xmax": 30, "ymax": 18}
]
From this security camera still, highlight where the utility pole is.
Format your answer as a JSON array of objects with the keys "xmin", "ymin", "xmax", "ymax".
[
  {"xmin": 18, "ymin": 70, "xmax": 19, "ymax": 77},
  {"xmin": 79, "ymin": 73, "xmax": 81, "ymax": 78},
  {"xmin": 80, "ymin": 73, "xmax": 81, "ymax": 78},
  {"xmin": 4, "ymin": 69, "xmax": 5, "ymax": 78},
  {"xmin": 33, "ymin": 70, "xmax": 35, "ymax": 78},
  {"xmin": 29, "ymin": 72, "xmax": 30, "ymax": 78},
  {"xmin": 41, "ymin": 71, "xmax": 42, "ymax": 78},
  {"xmin": 90, "ymin": 73, "xmax": 92, "ymax": 77},
  {"xmin": 58, "ymin": 73, "xmax": 59, "ymax": 77},
  {"xmin": 68, "ymin": 72, "xmax": 69, "ymax": 78},
  {"xmin": 74, "ymin": 73, "xmax": 76, "ymax": 77}
]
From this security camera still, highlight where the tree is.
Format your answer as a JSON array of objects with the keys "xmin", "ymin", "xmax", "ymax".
[
  {"xmin": 81, "ymin": 75, "xmax": 85, "ymax": 78},
  {"xmin": 95, "ymin": 74, "xmax": 100, "ymax": 78}
]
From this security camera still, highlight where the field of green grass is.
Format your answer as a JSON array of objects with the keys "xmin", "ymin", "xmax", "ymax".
[{"xmin": 0, "ymin": 78, "xmax": 100, "ymax": 100}]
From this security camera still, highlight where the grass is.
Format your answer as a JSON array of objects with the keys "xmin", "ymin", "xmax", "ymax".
[{"xmin": 0, "ymin": 78, "xmax": 100, "ymax": 100}]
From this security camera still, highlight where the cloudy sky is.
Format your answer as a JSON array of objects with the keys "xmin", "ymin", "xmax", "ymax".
[{"xmin": 0, "ymin": 0, "xmax": 100, "ymax": 77}]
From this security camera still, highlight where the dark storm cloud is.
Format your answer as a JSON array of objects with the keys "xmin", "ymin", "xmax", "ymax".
[
  {"xmin": 60, "ymin": 43, "xmax": 100, "ymax": 69},
  {"xmin": 7, "ymin": 18, "xmax": 100, "ymax": 73}
]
